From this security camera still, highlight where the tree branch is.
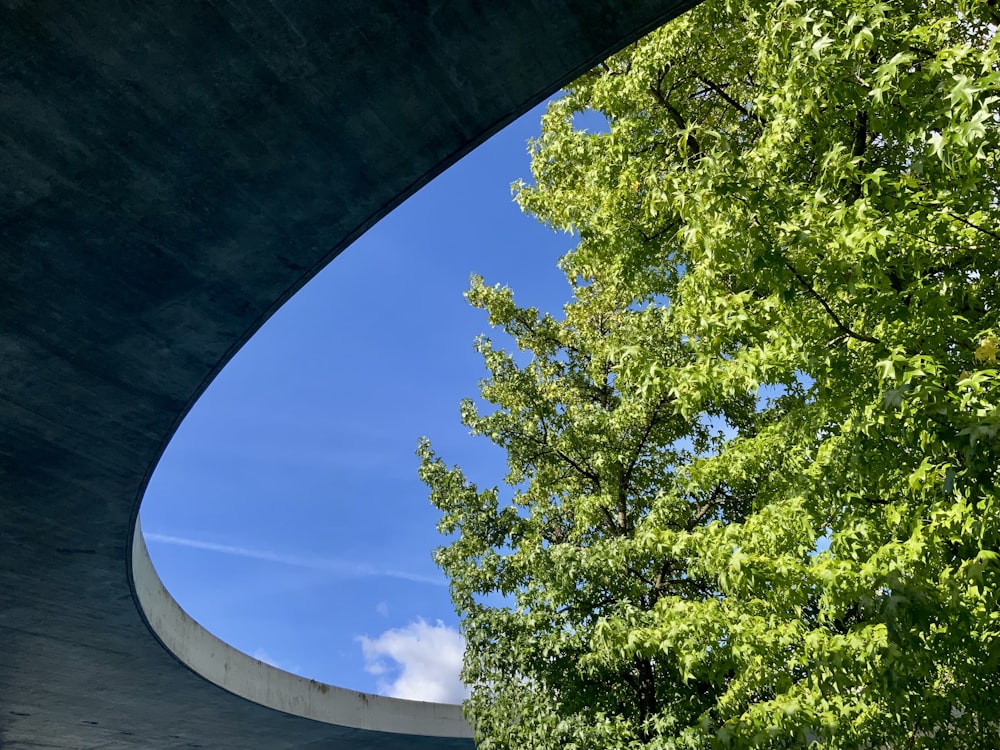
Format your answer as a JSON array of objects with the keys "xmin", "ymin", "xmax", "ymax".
[
  {"xmin": 686, "ymin": 484, "xmax": 728, "ymax": 530},
  {"xmin": 850, "ymin": 110, "xmax": 869, "ymax": 201},
  {"xmin": 852, "ymin": 110, "xmax": 869, "ymax": 158},
  {"xmin": 948, "ymin": 211, "xmax": 1000, "ymax": 242},
  {"xmin": 694, "ymin": 71, "xmax": 765, "ymax": 125},
  {"xmin": 648, "ymin": 79, "xmax": 700, "ymax": 158},
  {"xmin": 784, "ymin": 261, "xmax": 881, "ymax": 345},
  {"xmin": 622, "ymin": 394, "xmax": 671, "ymax": 490}
]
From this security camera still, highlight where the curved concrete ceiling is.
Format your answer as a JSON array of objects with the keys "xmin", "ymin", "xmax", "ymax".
[{"xmin": 0, "ymin": 2, "xmax": 698, "ymax": 748}]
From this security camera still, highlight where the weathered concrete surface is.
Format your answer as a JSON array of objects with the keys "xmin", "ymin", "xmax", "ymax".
[
  {"xmin": 0, "ymin": 1, "xmax": 697, "ymax": 748},
  {"xmin": 131, "ymin": 521, "xmax": 472, "ymax": 738}
]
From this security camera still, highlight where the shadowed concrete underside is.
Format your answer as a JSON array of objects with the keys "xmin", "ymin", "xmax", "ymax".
[{"xmin": 0, "ymin": 2, "xmax": 697, "ymax": 748}]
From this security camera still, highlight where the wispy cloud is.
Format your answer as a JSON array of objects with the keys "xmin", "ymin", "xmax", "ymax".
[
  {"xmin": 359, "ymin": 619, "xmax": 468, "ymax": 704},
  {"xmin": 252, "ymin": 648, "xmax": 282, "ymax": 669},
  {"xmin": 143, "ymin": 532, "xmax": 447, "ymax": 587}
]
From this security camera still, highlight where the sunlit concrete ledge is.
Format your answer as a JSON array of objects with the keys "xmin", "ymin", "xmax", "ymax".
[{"xmin": 131, "ymin": 520, "xmax": 472, "ymax": 738}]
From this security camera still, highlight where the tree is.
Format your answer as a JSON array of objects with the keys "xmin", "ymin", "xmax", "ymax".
[{"xmin": 419, "ymin": 0, "xmax": 1000, "ymax": 746}]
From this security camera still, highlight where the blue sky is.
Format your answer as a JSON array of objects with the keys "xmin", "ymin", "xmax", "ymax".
[{"xmin": 140, "ymin": 101, "xmax": 578, "ymax": 704}]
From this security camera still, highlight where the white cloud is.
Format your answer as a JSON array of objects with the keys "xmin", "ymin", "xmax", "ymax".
[
  {"xmin": 376, "ymin": 601, "xmax": 389, "ymax": 617},
  {"xmin": 253, "ymin": 648, "xmax": 281, "ymax": 668},
  {"xmin": 359, "ymin": 619, "xmax": 468, "ymax": 704},
  {"xmin": 251, "ymin": 648, "xmax": 301, "ymax": 675}
]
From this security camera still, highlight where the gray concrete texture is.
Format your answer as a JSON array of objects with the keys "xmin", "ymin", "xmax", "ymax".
[{"xmin": 0, "ymin": 1, "xmax": 697, "ymax": 748}]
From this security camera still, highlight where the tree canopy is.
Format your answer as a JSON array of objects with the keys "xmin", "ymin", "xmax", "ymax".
[{"xmin": 419, "ymin": 0, "xmax": 1000, "ymax": 746}]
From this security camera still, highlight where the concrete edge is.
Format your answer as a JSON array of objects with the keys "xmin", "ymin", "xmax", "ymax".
[{"xmin": 130, "ymin": 518, "xmax": 474, "ymax": 738}]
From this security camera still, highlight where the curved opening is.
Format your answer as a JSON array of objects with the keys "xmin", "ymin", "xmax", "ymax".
[
  {"xmin": 130, "ymin": 102, "xmax": 573, "ymax": 727},
  {"xmin": 130, "ymin": 518, "xmax": 472, "ymax": 737}
]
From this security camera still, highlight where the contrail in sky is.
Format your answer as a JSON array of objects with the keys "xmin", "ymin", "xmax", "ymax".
[{"xmin": 143, "ymin": 532, "xmax": 447, "ymax": 587}]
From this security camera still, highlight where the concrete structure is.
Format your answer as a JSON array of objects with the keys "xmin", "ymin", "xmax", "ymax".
[{"xmin": 0, "ymin": 2, "xmax": 696, "ymax": 748}]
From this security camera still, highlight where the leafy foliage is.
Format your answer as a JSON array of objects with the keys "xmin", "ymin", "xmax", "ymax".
[{"xmin": 419, "ymin": 0, "xmax": 1000, "ymax": 746}]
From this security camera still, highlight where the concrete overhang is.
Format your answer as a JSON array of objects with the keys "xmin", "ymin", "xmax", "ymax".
[{"xmin": 0, "ymin": 2, "xmax": 697, "ymax": 748}]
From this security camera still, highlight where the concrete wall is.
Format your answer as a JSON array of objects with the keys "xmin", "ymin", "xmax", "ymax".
[{"xmin": 0, "ymin": 2, "xmax": 698, "ymax": 748}]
